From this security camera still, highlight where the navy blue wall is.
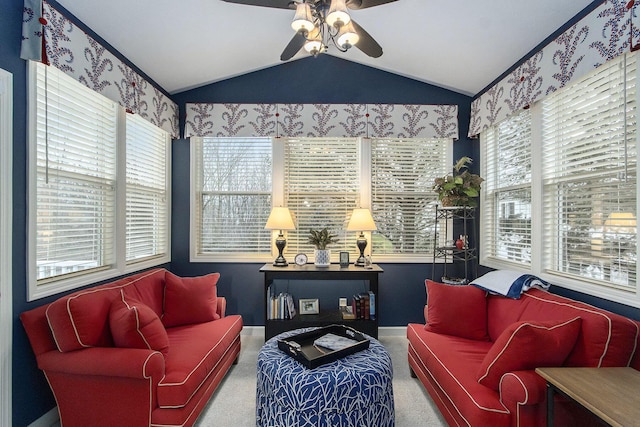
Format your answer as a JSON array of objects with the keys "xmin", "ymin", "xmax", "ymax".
[{"xmin": 171, "ymin": 54, "xmax": 479, "ymax": 328}]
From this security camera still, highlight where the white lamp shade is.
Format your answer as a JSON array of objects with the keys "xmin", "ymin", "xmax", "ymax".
[
  {"xmin": 326, "ymin": 0, "xmax": 351, "ymax": 28},
  {"xmin": 337, "ymin": 21, "xmax": 359, "ymax": 49},
  {"xmin": 347, "ymin": 208, "xmax": 377, "ymax": 231},
  {"xmin": 265, "ymin": 207, "xmax": 296, "ymax": 231},
  {"xmin": 303, "ymin": 27, "xmax": 324, "ymax": 54},
  {"xmin": 291, "ymin": 2, "xmax": 314, "ymax": 33}
]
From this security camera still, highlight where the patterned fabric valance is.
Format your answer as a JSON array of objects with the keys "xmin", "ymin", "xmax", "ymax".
[
  {"xmin": 184, "ymin": 103, "xmax": 459, "ymax": 139},
  {"xmin": 21, "ymin": 0, "xmax": 179, "ymax": 138},
  {"xmin": 469, "ymin": 0, "xmax": 640, "ymax": 138}
]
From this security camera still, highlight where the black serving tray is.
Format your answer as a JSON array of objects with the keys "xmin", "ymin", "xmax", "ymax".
[{"xmin": 277, "ymin": 324, "xmax": 370, "ymax": 369}]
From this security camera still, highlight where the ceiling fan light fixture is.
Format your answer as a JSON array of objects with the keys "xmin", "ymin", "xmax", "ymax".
[
  {"xmin": 291, "ymin": 2, "xmax": 314, "ymax": 34},
  {"xmin": 326, "ymin": 0, "xmax": 351, "ymax": 28},
  {"xmin": 337, "ymin": 21, "xmax": 359, "ymax": 49},
  {"xmin": 304, "ymin": 26, "xmax": 325, "ymax": 56}
]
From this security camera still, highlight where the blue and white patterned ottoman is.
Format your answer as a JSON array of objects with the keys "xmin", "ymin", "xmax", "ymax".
[{"xmin": 256, "ymin": 328, "xmax": 395, "ymax": 427}]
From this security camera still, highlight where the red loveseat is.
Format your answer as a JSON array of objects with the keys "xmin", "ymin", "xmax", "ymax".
[
  {"xmin": 407, "ymin": 280, "xmax": 639, "ymax": 427},
  {"xmin": 21, "ymin": 268, "xmax": 243, "ymax": 427}
]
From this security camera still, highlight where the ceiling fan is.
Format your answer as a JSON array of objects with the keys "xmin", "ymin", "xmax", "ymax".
[{"xmin": 221, "ymin": 0, "xmax": 398, "ymax": 60}]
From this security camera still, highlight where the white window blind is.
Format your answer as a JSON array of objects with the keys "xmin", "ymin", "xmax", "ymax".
[
  {"xmin": 284, "ymin": 138, "xmax": 359, "ymax": 260},
  {"xmin": 126, "ymin": 113, "xmax": 170, "ymax": 263},
  {"xmin": 482, "ymin": 109, "xmax": 532, "ymax": 265},
  {"xmin": 542, "ymin": 53, "xmax": 637, "ymax": 290},
  {"xmin": 371, "ymin": 138, "xmax": 450, "ymax": 257},
  {"xmin": 194, "ymin": 137, "xmax": 272, "ymax": 255},
  {"xmin": 34, "ymin": 63, "xmax": 118, "ymax": 281}
]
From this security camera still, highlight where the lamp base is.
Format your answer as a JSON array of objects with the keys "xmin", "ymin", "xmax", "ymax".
[
  {"xmin": 273, "ymin": 233, "xmax": 288, "ymax": 267},
  {"xmin": 354, "ymin": 233, "xmax": 367, "ymax": 267}
]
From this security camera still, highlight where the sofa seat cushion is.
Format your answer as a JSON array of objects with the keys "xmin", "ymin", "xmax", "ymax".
[
  {"xmin": 157, "ymin": 314, "xmax": 243, "ymax": 408},
  {"xmin": 407, "ymin": 325, "xmax": 510, "ymax": 427}
]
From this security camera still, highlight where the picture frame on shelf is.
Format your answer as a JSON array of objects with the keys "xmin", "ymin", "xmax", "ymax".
[
  {"xmin": 339, "ymin": 251, "xmax": 350, "ymax": 267},
  {"xmin": 299, "ymin": 298, "xmax": 319, "ymax": 315}
]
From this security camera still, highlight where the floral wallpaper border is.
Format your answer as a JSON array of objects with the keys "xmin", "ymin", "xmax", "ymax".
[
  {"xmin": 21, "ymin": 0, "xmax": 179, "ymax": 138},
  {"xmin": 469, "ymin": 0, "xmax": 640, "ymax": 137},
  {"xmin": 184, "ymin": 103, "xmax": 459, "ymax": 139}
]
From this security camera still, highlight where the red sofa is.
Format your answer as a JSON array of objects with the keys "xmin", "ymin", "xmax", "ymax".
[
  {"xmin": 407, "ymin": 280, "xmax": 639, "ymax": 427},
  {"xmin": 21, "ymin": 268, "xmax": 243, "ymax": 427}
]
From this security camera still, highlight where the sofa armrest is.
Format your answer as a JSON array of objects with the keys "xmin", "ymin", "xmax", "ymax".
[
  {"xmin": 499, "ymin": 370, "xmax": 547, "ymax": 427},
  {"xmin": 37, "ymin": 347, "xmax": 165, "ymax": 380},
  {"xmin": 217, "ymin": 296, "xmax": 227, "ymax": 318}
]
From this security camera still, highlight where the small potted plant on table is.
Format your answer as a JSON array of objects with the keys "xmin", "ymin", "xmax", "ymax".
[{"xmin": 308, "ymin": 228, "xmax": 339, "ymax": 267}]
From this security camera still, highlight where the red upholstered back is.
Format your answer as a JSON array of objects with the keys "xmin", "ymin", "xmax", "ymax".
[
  {"xmin": 44, "ymin": 269, "xmax": 167, "ymax": 352},
  {"xmin": 487, "ymin": 289, "xmax": 639, "ymax": 368}
]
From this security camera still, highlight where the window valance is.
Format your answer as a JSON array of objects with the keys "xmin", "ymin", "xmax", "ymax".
[
  {"xmin": 21, "ymin": 0, "xmax": 179, "ymax": 138},
  {"xmin": 469, "ymin": 0, "xmax": 639, "ymax": 138},
  {"xmin": 184, "ymin": 103, "xmax": 458, "ymax": 139}
]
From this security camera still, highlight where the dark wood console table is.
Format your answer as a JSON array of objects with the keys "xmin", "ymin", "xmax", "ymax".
[
  {"xmin": 536, "ymin": 367, "xmax": 640, "ymax": 427},
  {"xmin": 260, "ymin": 263, "xmax": 383, "ymax": 340}
]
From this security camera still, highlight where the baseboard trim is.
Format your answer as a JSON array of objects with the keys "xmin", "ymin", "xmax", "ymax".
[{"xmin": 28, "ymin": 407, "xmax": 58, "ymax": 427}]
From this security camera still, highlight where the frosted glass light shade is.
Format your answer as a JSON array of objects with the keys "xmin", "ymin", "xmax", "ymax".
[
  {"xmin": 337, "ymin": 21, "xmax": 359, "ymax": 49},
  {"xmin": 265, "ymin": 207, "xmax": 296, "ymax": 231},
  {"xmin": 326, "ymin": 0, "xmax": 350, "ymax": 28},
  {"xmin": 347, "ymin": 208, "xmax": 377, "ymax": 231},
  {"xmin": 291, "ymin": 3, "xmax": 314, "ymax": 34}
]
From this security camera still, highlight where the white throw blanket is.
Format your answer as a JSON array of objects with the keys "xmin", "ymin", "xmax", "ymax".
[{"xmin": 470, "ymin": 270, "xmax": 550, "ymax": 298}]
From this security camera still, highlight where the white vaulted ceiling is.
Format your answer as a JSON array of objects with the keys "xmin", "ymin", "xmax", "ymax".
[{"xmin": 54, "ymin": 0, "xmax": 596, "ymax": 95}]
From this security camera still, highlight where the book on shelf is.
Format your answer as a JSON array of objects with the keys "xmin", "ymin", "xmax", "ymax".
[{"xmin": 267, "ymin": 290, "xmax": 296, "ymax": 320}]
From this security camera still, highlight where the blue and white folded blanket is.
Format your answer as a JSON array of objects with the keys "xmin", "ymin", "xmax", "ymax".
[{"xmin": 470, "ymin": 270, "xmax": 550, "ymax": 299}]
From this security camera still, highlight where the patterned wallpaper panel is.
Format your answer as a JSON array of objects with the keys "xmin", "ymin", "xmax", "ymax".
[
  {"xmin": 21, "ymin": 0, "xmax": 179, "ymax": 138},
  {"xmin": 184, "ymin": 103, "xmax": 459, "ymax": 139},
  {"xmin": 469, "ymin": 0, "xmax": 640, "ymax": 137}
]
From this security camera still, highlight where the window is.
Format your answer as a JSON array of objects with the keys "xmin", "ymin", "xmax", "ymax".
[
  {"xmin": 28, "ymin": 62, "xmax": 171, "ymax": 300},
  {"xmin": 542, "ymin": 53, "xmax": 637, "ymax": 291},
  {"xmin": 283, "ymin": 138, "xmax": 359, "ymax": 261},
  {"xmin": 191, "ymin": 137, "xmax": 272, "ymax": 261},
  {"xmin": 481, "ymin": 109, "xmax": 532, "ymax": 265},
  {"xmin": 481, "ymin": 52, "xmax": 638, "ymax": 307},
  {"xmin": 191, "ymin": 136, "xmax": 452, "ymax": 263},
  {"xmin": 126, "ymin": 114, "xmax": 171, "ymax": 264},
  {"xmin": 371, "ymin": 138, "xmax": 451, "ymax": 260}
]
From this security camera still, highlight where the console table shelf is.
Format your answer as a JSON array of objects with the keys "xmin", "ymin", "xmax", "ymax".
[{"xmin": 259, "ymin": 264, "xmax": 383, "ymax": 340}]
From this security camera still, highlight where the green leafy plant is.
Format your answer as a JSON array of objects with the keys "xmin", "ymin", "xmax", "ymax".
[
  {"xmin": 307, "ymin": 228, "xmax": 339, "ymax": 250},
  {"xmin": 433, "ymin": 157, "xmax": 484, "ymax": 207}
]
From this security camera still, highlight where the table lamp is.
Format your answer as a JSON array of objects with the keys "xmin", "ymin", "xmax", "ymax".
[
  {"xmin": 265, "ymin": 207, "xmax": 296, "ymax": 267},
  {"xmin": 347, "ymin": 208, "xmax": 377, "ymax": 267}
]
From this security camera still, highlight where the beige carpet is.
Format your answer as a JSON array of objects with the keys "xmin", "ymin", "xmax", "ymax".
[{"xmin": 195, "ymin": 333, "xmax": 447, "ymax": 426}]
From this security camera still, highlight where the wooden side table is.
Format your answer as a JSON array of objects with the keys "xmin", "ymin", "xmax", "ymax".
[{"xmin": 536, "ymin": 367, "xmax": 640, "ymax": 427}]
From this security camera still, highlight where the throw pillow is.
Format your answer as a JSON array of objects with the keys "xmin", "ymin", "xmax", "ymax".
[
  {"xmin": 477, "ymin": 317, "xmax": 582, "ymax": 390},
  {"xmin": 162, "ymin": 271, "xmax": 220, "ymax": 327},
  {"xmin": 424, "ymin": 279, "xmax": 490, "ymax": 341},
  {"xmin": 109, "ymin": 291, "xmax": 169, "ymax": 356}
]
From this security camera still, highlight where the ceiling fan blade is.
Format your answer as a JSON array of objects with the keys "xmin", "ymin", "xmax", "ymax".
[
  {"xmin": 346, "ymin": 0, "xmax": 398, "ymax": 10},
  {"xmin": 220, "ymin": 0, "xmax": 294, "ymax": 9},
  {"xmin": 281, "ymin": 33, "xmax": 307, "ymax": 61},
  {"xmin": 350, "ymin": 20, "xmax": 383, "ymax": 58}
]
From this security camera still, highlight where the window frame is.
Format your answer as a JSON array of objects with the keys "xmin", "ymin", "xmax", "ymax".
[
  {"xmin": 27, "ymin": 62, "xmax": 171, "ymax": 301},
  {"xmin": 480, "ymin": 53, "xmax": 640, "ymax": 309},
  {"xmin": 190, "ymin": 135, "xmax": 453, "ymax": 263}
]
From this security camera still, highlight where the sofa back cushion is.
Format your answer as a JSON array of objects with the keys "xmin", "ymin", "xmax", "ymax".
[
  {"xmin": 487, "ymin": 289, "xmax": 639, "ymax": 367},
  {"xmin": 424, "ymin": 280, "xmax": 489, "ymax": 341},
  {"xmin": 109, "ymin": 290, "xmax": 169, "ymax": 356},
  {"xmin": 45, "ymin": 269, "xmax": 167, "ymax": 352},
  {"xmin": 162, "ymin": 272, "xmax": 220, "ymax": 327}
]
